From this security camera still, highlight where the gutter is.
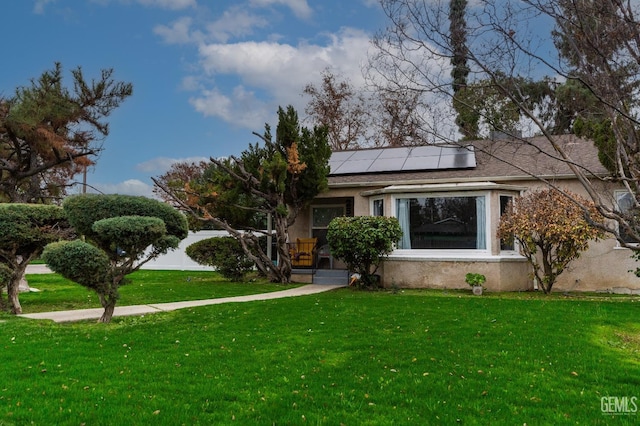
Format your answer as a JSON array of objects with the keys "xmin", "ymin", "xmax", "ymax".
[{"xmin": 328, "ymin": 174, "xmax": 580, "ymax": 190}]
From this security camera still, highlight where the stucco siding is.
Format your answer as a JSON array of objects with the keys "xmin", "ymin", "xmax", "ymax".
[{"xmin": 380, "ymin": 257, "xmax": 531, "ymax": 291}]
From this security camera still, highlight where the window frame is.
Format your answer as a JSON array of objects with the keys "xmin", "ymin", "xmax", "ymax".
[
  {"xmin": 390, "ymin": 191, "xmax": 492, "ymax": 256},
  {"xmin": 371, "ymin": 197, "xmax": 384, "ymax": 217},
  {"xmin": 310, "ymin": 204, "xmax": 345, "ymax": 231},
  {"xmin": 499, "ymin": 194, "xmax": 517, "ymax": 252}
]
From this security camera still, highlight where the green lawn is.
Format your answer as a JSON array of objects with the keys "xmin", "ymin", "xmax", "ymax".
[
  {"xmin": 18, "ymin": 270, "xmax": 299, "ymax": 314},
  {"xmin": 1, "ymin": 278, "xmax": 639, "ymax": 424}
]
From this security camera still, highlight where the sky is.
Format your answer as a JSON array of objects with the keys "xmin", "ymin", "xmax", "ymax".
[{"xmin": 1, "ymin": 0, "xmax": 387, "ymax": 198}]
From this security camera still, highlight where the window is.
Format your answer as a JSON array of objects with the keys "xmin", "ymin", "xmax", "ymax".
[
  {"xmin": 499, "ymin": 195, "xmax": 515, "ymax": 250},
  {"xmin": 616, "ymin": 190, "xmax": 636, "ymax": 244},
  {"xmin": 395, "ymin": 195, "xmax": 487, "ymax": 250},
  {"xmin": 372, "ymin": 198, "xmax": 384, "ymax": 216},
  {"xmin": 312, "ymin": 205, "xmax": 345, "ymax": 246},
  {"xmin": 312, "ymin": 206, "xmax": 344, "ymax": 228}
]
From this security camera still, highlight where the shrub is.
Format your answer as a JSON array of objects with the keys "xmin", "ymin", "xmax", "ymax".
[
  {"xmin": 0, "ymin": 203, "xmax": 72, "ymax": 314},
  {"xmin": 327, "ymin": 216, "xmax": 402, "ymax": 289},
  {"xmin": 43, "ymin": 194, "xmax": 189, "ymax": 322},
  {"xmin": 186, "ymin": 237, "xmax": 255, "ymax": 281},
  {"xmin": 498, "ymin": 188, "xmax": 603, "ymax": 293},
  {"xmin": 42, "ymin": 240, "xmax": 110, "ymax": 293}
]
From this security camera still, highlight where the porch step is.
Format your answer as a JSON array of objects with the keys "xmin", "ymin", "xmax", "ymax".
[{"xmin": 313, "ymin": 269, "xmax": 349, "ymax": 285}]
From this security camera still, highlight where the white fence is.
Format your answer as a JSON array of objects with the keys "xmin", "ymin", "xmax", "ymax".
[{"xmin": 141, "ymin": 230, "xmax": 228, "ymax": 271}]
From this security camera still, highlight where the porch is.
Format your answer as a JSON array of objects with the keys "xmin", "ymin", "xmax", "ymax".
[{"xmin": 287, "ymin": 238, "xmax": 349, "ymax": 285}]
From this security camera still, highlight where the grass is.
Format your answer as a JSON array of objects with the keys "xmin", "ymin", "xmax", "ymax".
[
  {"xmin": 1, "ymin": 277, "xmax": 639, "ymax": 424},
  {"xmin": 18, "ymin": 270, "xmax": 300, "ymax": 314}
]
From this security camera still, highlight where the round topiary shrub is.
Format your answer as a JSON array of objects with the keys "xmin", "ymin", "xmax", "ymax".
[
  {"xmin": 186, "ymin": 236, "xmax": 255, "ymax": 281},
  {"xmin": 327, "ymin": 216, "xmax": 402, "ymax": 289}
]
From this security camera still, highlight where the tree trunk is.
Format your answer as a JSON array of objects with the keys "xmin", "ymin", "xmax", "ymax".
[
  {"xmin": 7, "ymin": 263, "xmax": 29, "ymax": 314},
  {"xmin": 99, "ymin": 299, "xmax": 117, "ymax": 323},
  {"xmin": 7, "ymin": 281, "xmax": 22, "ymax": 314}
]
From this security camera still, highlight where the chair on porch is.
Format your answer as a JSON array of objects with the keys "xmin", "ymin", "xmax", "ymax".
[
  {"xmin": 290, "ymin": 237, "xmax": 318, "ymax": 267},
  {"xmin": 316, "ymin": 244, "xmax": 333, "ymax": 269}
]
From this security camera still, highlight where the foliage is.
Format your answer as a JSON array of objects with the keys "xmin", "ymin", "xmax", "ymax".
[
  {"xmin": 42, "ymin": 194, "xmax": 188, "ymax": 322},
  {"xmin": 452, "ymin": 75, "xmax": 557, "ymax": 140},
  {"xmin": 0, "ymin": 203, "xmax": 71, "ymax": 314},
  {"xmin": 186, "ymin": 237, "xmax": 255, "ymax": 281},
  {"xmin": 303, "ymin": 68, "xmax": 367, "ymax": 150},
  {"xmin": 0, "ymin": 62, "xmax": 132, "ymax": 202},
  {"xmin": 154, "ymin": 105, "xmax": 331, "ymax": 284},
  {"xmin": 465, "ymin": 272, "xmax": 486, "ymax": 287},
  {"xmin": 326, "ymin": 216, "xmax": 402, "ymax": 289},
  {"xmin": 303, "ymin": 68, "xmax": 427, "ymax": 148},
  {"xmin": 42, "ymin": 240, "xmax": 110, "ymax": 293},
  {"xmin": 449, "ymin": 0, "xmax": 475, "ymax": 139},
  {"xmin": 498, "ymin": 188, "xmax": 603, "ymax": 293},
  {"xmin": 63, "ymin": 193, "xmax": 187, "ymax": 246},
  {"xmin": 152, "ymin": 160, "xmax": 209, "ymax": 214}
]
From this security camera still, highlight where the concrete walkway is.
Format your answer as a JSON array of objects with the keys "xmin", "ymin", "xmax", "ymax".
[
  {"xmin": 20, "ymin": 265, "xmax": 346, "ymax": 322},
  {"xmin": 24, "ymin": 264, "xmax": 53, "ymax": 274}
]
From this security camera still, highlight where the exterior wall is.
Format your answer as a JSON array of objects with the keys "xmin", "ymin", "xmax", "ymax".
[
  {"xmin": 380, "ymin": 257, "xmax": 531, "ymax": 291},
  {"xmin": 289, "ymin": 208, "xmax": 311, "ymax": 241},
  {"xmin": 310, "ymin": 176, "xmax": 640, "ymax": 292},
  {"xmin": 552, "ymin": 239, "xmax": 640, "ymax": 293},
  {"xmin": 511, "ymin": 179, "xmax": 640, "ymax": 292}
]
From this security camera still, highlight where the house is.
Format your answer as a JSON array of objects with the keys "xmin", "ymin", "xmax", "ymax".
[{"xmin": 289, "ymin": 135, "xmax": 640, "ymax": 293}]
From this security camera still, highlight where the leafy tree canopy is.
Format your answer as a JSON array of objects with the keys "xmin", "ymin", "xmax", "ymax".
[
  {"xmin": 0, "ymin": 203, "xmax": 72, "ymax": 314},
  {"xmin": 0, "ymin": 62, "xmax": 132, "ymax": 203},
  {"xmin": 498, "ymin": 188, "xmax": 603, "ymax": 293},
  {"xmin": 154, "ymin": 105, "xmax": 331, "ymax": 283}
]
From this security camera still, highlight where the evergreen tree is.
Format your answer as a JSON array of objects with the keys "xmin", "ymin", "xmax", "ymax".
[{"xmin": 155, "ymin": 106, "xmax": 331, "ymax": 283}]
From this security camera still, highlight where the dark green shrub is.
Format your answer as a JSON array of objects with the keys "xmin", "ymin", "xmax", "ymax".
[
  {"xmin": 186, "ymin": 237, "xmax": 255, "ymax": 281},
  {"xmin": 43, "ymin": 194, "xmax": 189, "ymax": 322},
  {"xmin": 327, "ymin": 216, "xmax": 402, "ymax": 289},
  {"xmin": 42, "ymin": 240, "xmax": 110, "ymax": 293},
  {"xmin": 63, "ymin": 194, "xmax": 188, "ymax": 243},
  {"xmin": 0, "ymin": 203, "xmax": 72, "ymax": 314}
]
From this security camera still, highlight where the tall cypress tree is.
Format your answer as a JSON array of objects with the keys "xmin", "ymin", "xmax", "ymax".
[
  {"xmin": 449, "ymin": 0, "xmax": 478, "ymax": 140},
  {"xmin": 449, "ymin": 0, "xmax": 469, "ymax": 94}
]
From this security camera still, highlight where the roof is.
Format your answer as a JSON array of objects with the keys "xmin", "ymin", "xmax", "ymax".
[
  {"xmin": 329, "ymin": 145, "xmax": 475, "ymax": 175},
  {"xmin": 327, "ymin": 135, "xmax": 609, "ymax": 187}
]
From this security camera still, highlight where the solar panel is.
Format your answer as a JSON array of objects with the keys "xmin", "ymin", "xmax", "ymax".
[{"xmin": 329, "ymin": 145, "xmax": 476, "ymax": 175}]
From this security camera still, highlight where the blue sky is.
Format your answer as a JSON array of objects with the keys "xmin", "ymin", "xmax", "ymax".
[{"xmin": 1, "ymin": 0, "xmax": 386, "ymax": 197}]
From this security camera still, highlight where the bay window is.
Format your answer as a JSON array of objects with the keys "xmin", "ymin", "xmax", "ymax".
[{"xmin": 395, "ymin": 195, "xmax": 487, "ymax": 250}]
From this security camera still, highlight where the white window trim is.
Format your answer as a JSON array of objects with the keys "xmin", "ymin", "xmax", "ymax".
[
  {"xmin": 498, "ymin": 193, "xmax": 520, "ymax": 254},
  {"xmin": 390, "ymin": 190, "xmax": 492, "ymax": 257},
  {"xmin": 370, "ymin": 196, "xmax": 384, "ymax": 216}
]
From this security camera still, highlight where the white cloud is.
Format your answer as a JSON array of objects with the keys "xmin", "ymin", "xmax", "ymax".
[
  {"xmin": 136, "ymin": 0, "xmax": 196, "ymax": 10},
  {"xmin": 190, "ymin": 86, "xmax": 270, "ymax": 128},
  {"xmin": 91, "ymin": 179, "xmax": 155, "ymax": 197},
  {"xmin": 90, "ymin": 0, "xmax": 196, "ymax": 9},
  {"xmin": 190, "ymin": 28, "xmax": 371, "ymax": 129},
  {"xmin": 136, "ymin": 156, "xmax": 209, "ymax": 173},
  {"xmin": 153, "ymin": 17, "xmax": 196, "ymax": 44},
  {"xmin": 154, "ymin": 8, "xmax": 270, "ymax": 45},
  {"xmin": 33, "ymin": 0, "xmax": 56, "ymax": 14},
  {"xmin": 249, "ymin": 0, "xmax": 313, "ymax": 19},
  {"xmin": 205, "ymin": 7, "xmax": 270, "ymax": 42},
  {"xmin": 361, "ymin": 0, "xmax": 378, "ymax": 7}
]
